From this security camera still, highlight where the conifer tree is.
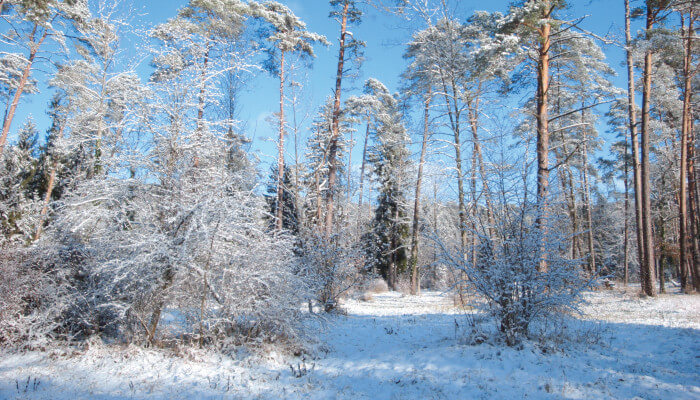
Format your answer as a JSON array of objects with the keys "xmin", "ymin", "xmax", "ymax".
[{"xmin": 365, "ymin": 79, "xmax": 411, "ymax": 290}]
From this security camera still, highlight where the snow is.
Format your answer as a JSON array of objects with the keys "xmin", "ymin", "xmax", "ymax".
[{"xmin": 1, "ymin": 289, "xmax": 698, "ymax": 399}]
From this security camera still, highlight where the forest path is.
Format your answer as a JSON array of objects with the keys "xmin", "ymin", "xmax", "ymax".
[{"xmin": 288, "ymin": 289, "xmax": 700, "ymax": 400}]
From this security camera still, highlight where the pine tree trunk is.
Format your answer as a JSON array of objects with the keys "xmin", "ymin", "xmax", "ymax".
[
  {"xmin": 678, "ymin": 11, "xmax": 693, "ymax": 293},
  {"xmin": 276, "ymin": 51, "xmax": 286, "ymax": 231},
  {"xmin": 470, "ymin": 140, "xmax": 478, "ymax": 270},
  {"xmin": 324, "ymin": 0, "xmax": 350, "ymax": 237},
  {"xmin": 624, "ymin": 127, "xmax": 631, "ymax": 285},
  {"xmin": 292, "ymin": 93, "xmax": 302, "ymax": 226},
  {"xmin": 0, "ymin": 26, "xmax": 47, "ymax": 156},
  {"xmin": 640, "ymin": 4, "xmax": 657, "ymax": 296},
  {"xmin": 368, "ymin": 174, "xmax": 373, "ymax": 221},
  {"xmin": 559, "ymin": 160, "xmax": 579, "ymax": 260},
  {"xmin": 625, "ymin": 0, "xmax": 647, "ymax": 282},
  {"xmin": 689, "ymin": 128, "xmax": 700, "ymax": 291},
  {"xmin": 689, "ymin": 113, "xmax": 700, "ymax": 291},
  {"xmin": 535, "ymin": 4, "xmax": 552, "ymax": 272},
  {"xmin": 410, "ymin": 90, "xmax": 431, "ymax": 295}
]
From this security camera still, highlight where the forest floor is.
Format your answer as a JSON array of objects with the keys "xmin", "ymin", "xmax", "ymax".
[{"xmin": 1, "ymin": 286, "xmax": 698, "ymax": 399}]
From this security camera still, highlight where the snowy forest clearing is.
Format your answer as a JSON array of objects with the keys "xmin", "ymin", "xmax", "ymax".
[{"xmin": 1, "ymin": 289, "xmax": 698, "ymax": 400}]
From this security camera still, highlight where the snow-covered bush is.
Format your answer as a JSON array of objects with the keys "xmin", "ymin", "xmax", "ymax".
[
  {"xmin": 0, "ymin": 122, "xmax": 42, "ymax": 246},
  {"xmin": 0, "ymin": 245, "xmax": 69, "ymax": 348},
  {"xmin": 34, "ymin": 168, "xmax": 308, "ymax": 348},
  {"xmin": 436, "ymin": 211, "xmax": 595, "ymax": 346},
  {"xmin": 298, "ymin": 228, "xmax": 365, "ymax": 312}
]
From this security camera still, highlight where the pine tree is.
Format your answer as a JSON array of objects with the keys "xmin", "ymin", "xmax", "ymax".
[
  {"xmin": 303, "ymin": 97, "xmax": 350, "ymax": 229},
  {"xmin": 0, "ymin": 0, "xmax": 90, "ymax": 155},
  {"xmin": 324, "ymin": 0, "xmax": 364, "ymax": 237},
  {"xmin": 252, "ymin": 1, "xmax": 328, "ymax": 231},
  {"xmin": 365, "ymin": 79, "xmax": 411, "ymax": 290}
]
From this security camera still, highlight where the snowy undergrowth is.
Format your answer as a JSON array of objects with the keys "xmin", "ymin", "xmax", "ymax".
[{"xmin": 1, "ymin": 289, "xmax": 698, "ymax": 399}]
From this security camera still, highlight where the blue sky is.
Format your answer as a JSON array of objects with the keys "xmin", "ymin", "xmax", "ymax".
[{"xmin": 8, "ymin": 0, "xmax": 636, "ymax": 180}]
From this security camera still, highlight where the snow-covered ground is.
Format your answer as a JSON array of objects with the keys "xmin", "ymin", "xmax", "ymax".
[{"xmin": 1, "ymin": 288, "xmax": 698, "ymax": 399}]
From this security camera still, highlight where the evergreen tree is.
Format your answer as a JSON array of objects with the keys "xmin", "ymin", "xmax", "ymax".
[
  {"xmin": 303, "ymin": 97, "xmax": 351, "ymax": 229},
  {"xmin": 365, "ymin": 79, "xmax": 411, "ymax": 290},
  {"xmin": 0, "ymin": 117, "xmax": 40, "ymax": 244}
]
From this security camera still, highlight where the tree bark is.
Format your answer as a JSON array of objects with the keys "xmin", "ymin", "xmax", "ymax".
[
  {"xmin": 688, "ymin": 113, "xmax": 700, "ymax": 291},
  {"xmin": 640, "ymin": 4, "xmax": 657, "ymax": 296},
  {"xmin": 410, "ymin": 90, "xmax": 431, "ymax": 295},
  {"xmin": 624, "ymin": 125, "xmax": 630, "ymax": 285},
  {"xmin": 625, "ymin": 0, "xmax": 646, "ymax": 281},
  {"xmin": 324, "ymin": 0, "xmax": 350, "ymax": 237},
  {"xmin": 0, "ymin": 26, "xmax": 47, "ymax": 156},
  {"xmin": 535, "ymin": 3, "xmax": 552, "ymax": 272},
  {"xmin": 678, "ymin": 11, "xmax": 694, "ymax": 292}
]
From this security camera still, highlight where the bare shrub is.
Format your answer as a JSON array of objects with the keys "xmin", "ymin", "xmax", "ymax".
[
  {"xmin": 0, "ymin": 246, "xmax": 65, "ymax": 348},
  {"xmin": 297, "ymin": 228, "xmax": 364, "ymax": 312},
  {"xmin": 436, "ymin": 212, "xmax": 596, "ymax": 346},
  {"xmin": 32, "ymin": 169, "xmax": 309, "ymax": 349}
]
